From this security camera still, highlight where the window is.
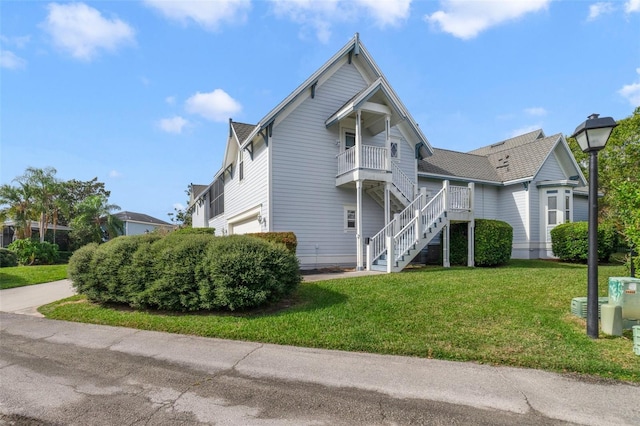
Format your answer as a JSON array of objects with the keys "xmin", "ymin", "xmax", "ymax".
[
  {"xmin": 239, "ymin": 150, "xmax": 244, "ymax": 181},
  {"xmin": 208, "ymin": 177, "xmax": 224, "ymax": 219},
  {"xmin": 345, "ymin": 131, "xmax": 356, "ymax": 150},
  {"xmin": 344, "ymin": 206, "xmax": 356, "ymax": 231},
  {"xmin": 390, "ymin": 141, "xmax": 398, "ymax": 159},
  {"xmin": 547, "ymin": 194, "xmax": 558, "ymax": 225},
  {"xmin": 565, "ymin": 192, "xmax": 571, "ymax": 223}
]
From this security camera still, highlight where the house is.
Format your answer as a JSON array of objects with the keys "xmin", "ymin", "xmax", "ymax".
[
  {"xmin": 112, "ymin": 211, "xmax": 175, "ymax": 236},
  {"xmin": 189, "ymin": 34, "xmax": 587, "ymax": 271},
  {"xmin": 418, "ymin": 129, "xmax": 588, "ymax": 259},
  {"xmin": 1, "ymin": 220, "xmax": 72, "ymax": 249}
]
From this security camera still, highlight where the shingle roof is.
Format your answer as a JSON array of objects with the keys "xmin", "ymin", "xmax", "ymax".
[
  {"xmin": 418, "ymin": 149, "xmax": 500, "ymax": 182},
  {"xmin": 231, "ymin": 121, "xmax": 256, "ymax": 145},
  {"xmin": 419, "ymin": 131, "xmax": 563, "ymax": 184},
  {"xmin": 468, "ymin": 129, "xmax": 545, "ymax": 156},
  {"xmin": 114, "ymin": 211, "xmax": 172, "ymax": 226},
  {"xmin": 485, "ymin": 134, "xmax": 560, "ymax": 182}
]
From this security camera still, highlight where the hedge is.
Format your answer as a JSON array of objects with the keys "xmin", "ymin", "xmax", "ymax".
[
  {"xmin": 7, "ymin": 239, "xmax": 59, "ymax": 265},
  {"xmin": 246, "ymin": 232, "xmax": 297, "ymax": 254},
  {"xmin": 551, "ymin": 221, "xmax": 617, "ymax": 263},
  {"xmin": 0, "ymin": 248, "xmax": 18, "ymax": 267},
  {"xmin": 67, "ymin": 232, "xmax": 300, "ymax": 312},
  {"xmin": 449, "ymin": 219, "xmax": 513, "ymax": 267}
]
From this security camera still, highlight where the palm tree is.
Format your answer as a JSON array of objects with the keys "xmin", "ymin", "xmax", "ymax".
[
  {"xmin": 0, "ymin": 181, "xmax": 36, "ymax": 239},
  {"xmin": 22, "ymin": 167, "xmax": 60, "ymax": 243},
  {"xmin": 70, "ymin": 195, "xmax": 123, "ymax": 247}
]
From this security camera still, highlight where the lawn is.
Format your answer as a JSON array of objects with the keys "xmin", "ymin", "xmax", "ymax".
[
  {"xmin": 0, "ymin": 264, "xmax": 68, "ymax": 290},
  {"xmin": 39, "ymin": 260, "xmax": 640, "ymax": 382}
]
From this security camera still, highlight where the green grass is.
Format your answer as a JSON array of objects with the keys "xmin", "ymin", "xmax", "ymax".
[
  {"xmin": 39, "ymin": 260, "xmax": 640, "ymax": 382},
  {"xmin": 0, "ymin": 264, "xmax": 68, "ymax": 289}
]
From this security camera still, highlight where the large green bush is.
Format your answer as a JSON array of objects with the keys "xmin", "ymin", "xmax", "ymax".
[
  {"xmin": 449, "ymin": 219, "xmax": 513, "ymax": 267},
  {"xmin": 7, "ymin": 239, "xmax": 59, "ymax": 265},
  {"xmin": 0, "ymin": 248, "xmax": 18, "ymax": 267},
  {"xmin": 550, "ymin": 221, "xmax": 617, "ymax": 263},
  {"xmin": 246, "ymin": 232, "xmax": 298, "ymax": 254},
  {"xmin": 67, "ymin": 233, "xmax": 300, "ymax": 312}
]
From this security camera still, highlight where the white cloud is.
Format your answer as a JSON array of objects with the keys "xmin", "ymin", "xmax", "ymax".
[
  {"xmin": 0, "ymin": 35, "xmax": 31, "ymax": 49},
  {"xmin": 269, "ymin": 0, "xmax": 411, "ymax": 43},
  {"xmin": 109, "ymin": 170, "xmax": 122, "ymax": 178},
  {"xmin": 185, "ymin": 89, "xmax": 242, "ymax": 122},
  {"xmin": 159, "ymin": 116, "xmax": 189, "ymax": 134},
  {"xmin": 625, "ymin": 0, "xmax": 640, "ymax": 13},
  {"xmin": 0, "ymin": 50, "xmax": 26, "ymax": 69},
  {"xmin": 165, "ymin": 96, "xmax": 176, "ymax": 105},
  {"xmin": 510, "ymin": 124, "xmax": 542, "ymax": 138},
  {"xmin": 618, "ymin": 68, "xmax": 640, "ymax": 107},
  {"xmin": 143, "ymin": 0, "xmax": 251, "ymax": 31},
  {"xmin": 425, "ymin": 0, "xmax": 551, "ymax": 40},
  {"xmin": 42, "ymin": 2, "xmax": 135, "ymax": 61},
  {"xmin": 525, "ymin": 107, "xmax": 547, "ymax": 116},
  {"xmin": 588, "ymin": 2, "xmax": 615, "ymax": 21}
]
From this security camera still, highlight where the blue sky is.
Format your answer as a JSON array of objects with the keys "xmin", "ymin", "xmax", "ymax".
[{"xmin": 1, "ymin": 0, "xmax": 639, "ymax": 223}]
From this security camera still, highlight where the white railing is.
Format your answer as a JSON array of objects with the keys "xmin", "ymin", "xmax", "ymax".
[
  {"xmin": 391, "ymin": 162, "xmax": 414, "ymax": 201},
  {"xmin": 337, "ymin": 145, "xmax": 388, "ymax": 176},
  {"xmin": 397, "ymin": 193, "xmax": 424, "ymax": 230},
  {"xmin": 449, "ymin": 186, "xmax": 470, "ymax": 210},
  {"xmin": 421, "ymin": 188, "xmax": 446, "ymax": 235},
  {"xmin": 361, "ymin": 145, "xmax": 387, "ymax": 170},
  {"xmin": 368, "ymin": 221, "xmax": 394, "ymax": 266},
  {"xmin": 337, "ymin": 148, "xmax": 356, "ymax": 175},
  {"xmin": 393, "ymin": 217, "xmax": 418, "ymax": 262}
]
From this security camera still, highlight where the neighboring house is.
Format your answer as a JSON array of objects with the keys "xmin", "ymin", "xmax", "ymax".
[
  {"xmin": 112, "ymin": 211, "xmax": 176, "ymax": 236},
  {"xmin": 189, "ymin": 34, "xmax": 588, "ymax": 271},
  {"xmin": 1, "ymin": 220, "xmax": 72, "ymax": 248},
  {"xmin": 419, "ymin": 129, "xmax": 588, "ymax": 259}
]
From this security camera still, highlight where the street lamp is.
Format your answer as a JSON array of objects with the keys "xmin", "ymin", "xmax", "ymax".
[{"xmin": 571, "ymin": 113, "xmax": 617, "ymax": 339}]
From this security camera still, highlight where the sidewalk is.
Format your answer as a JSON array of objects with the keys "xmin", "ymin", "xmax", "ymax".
[
  {"xmin": 1, "ymin": 311, "xmax": 638, "ymax": 425},
  {"xmin": 0, "ymin": 279, "xmax": 76, "ymax": 317}
]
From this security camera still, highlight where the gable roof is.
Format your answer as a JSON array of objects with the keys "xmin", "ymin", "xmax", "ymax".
[
  {"xmin": 418, "ymin": 149, "xmax": 500, "ymax": 183},
  {"xmin": 236, "ymin": 33, "xmax": 432, "ymax": 156},
  {"xmin": 114, "ymin": 211, "xmax": 172, "ymax": 226},
  {"xmin": 231, "ymin": 121, "xmax": 255, "ymax": 144},
  {"xmin": 419, "ymin": 131, "xmax": 584, "ymax": 186},
  {"xmin": 468, "ymin": 129, "xmax": 545, "ymax": 156}
]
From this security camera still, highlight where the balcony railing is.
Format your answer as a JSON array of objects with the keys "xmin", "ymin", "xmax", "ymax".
[{"xmin": 337, "ymin": 145, "xmax": 388, "ymax": 176}]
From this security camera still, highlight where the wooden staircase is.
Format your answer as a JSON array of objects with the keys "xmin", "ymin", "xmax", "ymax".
[{"xmin": 366, "ymin": 181, "xmax": 473, "ymax": 273}]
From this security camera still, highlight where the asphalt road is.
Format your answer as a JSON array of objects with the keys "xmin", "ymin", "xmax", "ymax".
[{"xmin": 1, "ymin": 330, "xmax": 575, "ymax": 426}]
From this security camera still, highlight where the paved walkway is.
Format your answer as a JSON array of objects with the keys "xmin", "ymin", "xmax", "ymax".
[{"xmin": 1, "ymin": 276, "xmax": 639, "ymax": 425}]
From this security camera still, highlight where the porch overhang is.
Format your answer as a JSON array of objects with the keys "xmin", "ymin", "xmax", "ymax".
[{"xmin": 336, "ymin": 169, "xmax": 392, "ymax": 187}]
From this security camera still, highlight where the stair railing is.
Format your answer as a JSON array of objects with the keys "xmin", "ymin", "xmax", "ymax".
[{"xmin": 391, "ymin": 162, "xmax": 414, "ymax": 201}]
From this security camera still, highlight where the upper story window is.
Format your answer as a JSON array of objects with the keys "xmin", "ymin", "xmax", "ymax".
[
  {"xmin": 345, "ymin": 131, "xmax": 356, "ymax": 150},
  {"xmin": 208, "ymin": 177, "xmax": 224, "ymax": 219},
  {"xmin": 239, "ymin": 149, "xmax": 245, "ymax": 181}
]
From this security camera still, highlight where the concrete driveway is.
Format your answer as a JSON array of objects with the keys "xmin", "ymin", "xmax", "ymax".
[{"xmin": 0, "ymin": 279, "xmax": 76, "ymax": 317}]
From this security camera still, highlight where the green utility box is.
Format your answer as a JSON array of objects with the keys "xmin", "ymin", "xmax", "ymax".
[
  {"xmin": 633, "ymin": 326, "xmax": 640, "ymax": 356},
  {"xmin": 608, "ymin": 277, "xmax": 640, "ymax": 328},
  {"xmin": 570, "ymin": 297, "xmax": 609, "ymax": 319}
]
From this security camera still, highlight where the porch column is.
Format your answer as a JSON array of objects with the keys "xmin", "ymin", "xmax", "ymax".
[
  {"xmin": 443, "ymin": 224, "xmax": 450, "ymax": 268},
  {"xmin": 356, "ymin": 179, "xmax": 364, "ymax": 271},
  {"xmin": 384, "ymin": 182, "xmax": 391, "ymax": 225},
  {"xmin": 467, "ymin": 220, "xmax": 475, "ymax": 267},
  {"xmin": 385, "ymin": 115, "xmax": 391, "ymax": 170},
  {"xmin": 355, "ymin": 109, "xmax": 362, "ymax": 169}
]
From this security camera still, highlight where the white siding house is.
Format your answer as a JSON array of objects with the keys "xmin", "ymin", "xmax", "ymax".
[{"xmin": 189, "ymin": 35, "xmax": 590, "ymax": 270}]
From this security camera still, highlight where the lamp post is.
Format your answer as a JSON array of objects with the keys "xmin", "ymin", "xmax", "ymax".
[{"xmin": 570, "ymin": 113, "xmax": 617, "ymax": 339}]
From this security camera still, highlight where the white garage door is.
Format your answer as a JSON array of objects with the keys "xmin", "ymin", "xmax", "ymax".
[{"xmin": 230, "ymin": 216, "xmax": 262, "ymax": 234}]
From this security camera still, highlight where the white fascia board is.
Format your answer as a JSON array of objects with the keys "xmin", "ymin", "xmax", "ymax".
[
  {"xmin": 502, "ymin": 176, "xmax": 535, "ymax": 186},
  {"xmin": 244, "ymin": 35, "xmax": 366, "ymax": 145},
  {"xmin": 535, "ymin": 179, "xmax": 580, "ymax": 188}
]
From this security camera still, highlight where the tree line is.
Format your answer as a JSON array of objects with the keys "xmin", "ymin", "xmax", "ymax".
[{"xmin": 0, "ymin": 167, "xmax": 123, "ymax": 250}]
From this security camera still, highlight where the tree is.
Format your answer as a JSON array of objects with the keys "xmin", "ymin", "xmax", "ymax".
[
  {"xmin": 70, "ymin": 195, "xmax": 123, "ymax": 248},
  {"xmin": 57, "ymin": 178, "xmax": 110, "ymax": 225},
  {"xmin": 167, "ymin": 186, "xmax": 192, "ymax": 228},
  {"xmin": 0, "ymin": 181, "xmax": 35, "ymax": 239},
  {"xmin": 22, "ymin": 167, "xmax": 61, "ymax": 243}
]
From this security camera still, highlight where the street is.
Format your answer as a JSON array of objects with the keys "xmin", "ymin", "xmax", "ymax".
[{"xmin": 1, "ymin": 328, "xmax": 571, "ymax": 425}]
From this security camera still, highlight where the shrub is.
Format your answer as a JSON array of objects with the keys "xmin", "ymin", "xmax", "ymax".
[
  {"xmin": 68, "ymin": 232, "xmax": 300, "ymax": 312},
  {"xmin": 0, "ymin": 248, "xmax": 18, "ymax": 267},
  {"xmin": 172, "ymin": 227, "xmax": 216, "ymax": 236},
  {"xmin": 67, "ymin": 243, "xmax": 99, "ymax": 298},
  {"xmin": 198, "ymin": 235, "xmax": 301, "ymax": 311},
  {"xmin": 551, "ymin": 221, "xmax": 617, "ymax": 263},
  {"xmin": 7, "ymin": 239, "xmax": 59, "ymax": 265},
  {"xmin": 246, "ymin": 232, "xmax": 298, "ymax": 254},
  {"xmin": 449, "ymin": 219, "xmax": 513, "ymax": 267}
]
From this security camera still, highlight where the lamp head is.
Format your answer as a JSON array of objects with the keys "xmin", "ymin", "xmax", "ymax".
[{"xmin": 571, "ymin": 113, "xmax": 617, "ymax": 153}]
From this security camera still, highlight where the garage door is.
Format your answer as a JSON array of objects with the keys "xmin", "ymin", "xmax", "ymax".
[{"xmin": 230, "ymin": 216, "xmax": 262, "ymax": 234}]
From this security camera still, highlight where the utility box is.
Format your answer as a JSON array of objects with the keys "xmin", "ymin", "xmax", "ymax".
[
  {"xmin": 570, "ymin": 297, "xmax": 608, "ymax": 318},
  {"xmin": 608, "ymin": 277, "xmax": 640, "ymax": 323},
  {"xmin": 634, "ymin": 326, "xmax": 640, "ymax": 356}
]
